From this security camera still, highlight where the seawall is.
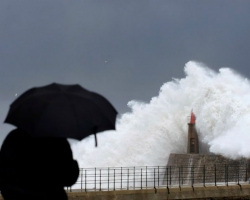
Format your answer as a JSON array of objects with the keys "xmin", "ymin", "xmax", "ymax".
[
  {"xmin": 167, "ymin": 153, "xmax": 250, "ymax": 167},
  {"xmin": 0, "ymin": 184, "xmax": 249, "ymax": 199},
  {"xmin": 163, "ymin": 153, "xmax": 250, "ymax": 185},
  {"xmin": 66, "ymin": 185, "xmax": 250, "ymax": 200}
]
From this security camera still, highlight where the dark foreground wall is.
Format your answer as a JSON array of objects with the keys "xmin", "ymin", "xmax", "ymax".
[{"xmin": 66, "ymin": 185, "xmax": 250, "ymax": 200}]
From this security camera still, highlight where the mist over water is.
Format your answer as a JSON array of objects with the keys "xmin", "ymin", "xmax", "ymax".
[{"xmin": 71, "ymin": 61, "xmax": 250, "ymax": 168}]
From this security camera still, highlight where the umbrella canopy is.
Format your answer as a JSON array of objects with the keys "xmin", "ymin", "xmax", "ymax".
[{"xmin": 4, "ymin": 83, "xmax": 117, "ymax": 142}]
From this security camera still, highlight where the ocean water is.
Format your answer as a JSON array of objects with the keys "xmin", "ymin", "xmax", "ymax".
[{"xmin": 71, "ymin": 61, "xmax": 250, "ymax": 168}]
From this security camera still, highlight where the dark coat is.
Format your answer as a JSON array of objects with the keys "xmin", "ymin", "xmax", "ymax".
[{"xmin": 0, "ymin": 129, "xmax": 79, "ymax": 200}]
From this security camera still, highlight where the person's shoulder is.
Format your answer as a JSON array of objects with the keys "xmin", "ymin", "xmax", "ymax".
[{"xmin": 2, "ymin": 128, "xmax": 29, "ymax": 145}]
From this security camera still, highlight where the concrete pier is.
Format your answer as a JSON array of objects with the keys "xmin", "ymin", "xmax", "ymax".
[
  {"xmin": 66, "ymin": 184, "xmax": 250, "ymax": 200},
  {"xmin": 0, "ymin": 184, "xmax": 249, "ymax": 199}
]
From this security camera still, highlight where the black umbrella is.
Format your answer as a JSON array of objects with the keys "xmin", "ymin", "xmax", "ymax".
[{"xmin": 4, "ymin": 83, "xmax": 117, "ymax": 145}]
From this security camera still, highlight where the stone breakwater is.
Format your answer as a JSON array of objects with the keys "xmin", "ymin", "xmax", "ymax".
[{"xmin": 164, "ymin": 153, "xmax": 250, "ymax": 185}]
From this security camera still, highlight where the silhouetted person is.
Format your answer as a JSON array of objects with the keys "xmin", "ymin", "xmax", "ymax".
[{"xmin": 0, "ymin": 128, "xmax": 79, "ymax": 200}]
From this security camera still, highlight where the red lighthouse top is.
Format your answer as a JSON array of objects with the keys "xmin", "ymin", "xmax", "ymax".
[{"xmin": 190, "ymin": 111, "xmax": 196, "ymax": 124}]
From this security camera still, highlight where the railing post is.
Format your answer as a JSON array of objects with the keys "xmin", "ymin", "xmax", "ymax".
[
  {"xmin": 225, "ymin": 164, "xmax": 228, "ymax": 186},
  {"xmin": 121, "ymin": 167, "xmax": 122, "ymax": 189},
  {"xmin": 154, "ymin": 168, "xmax": 155, "ymax": 189},
  {"xmin": 246, "ymin": 164, "xmax": 248, "ymax": 182},
  {"xmin": 99, "ymin": 169, "xmax": 101, "ymax": 191},
  {"xmin": 237, "ymin": 165, "xmax": 240, "ymax": 185},
  {"xmin": 114, "ymin": 169, "xmax": 116, "ymax": 191},
  {"xmin": 226, "ymin": 165, "xmax": 228, "ymax": 186},
  {"xmin": 108, "ymin": 168, "xmax": 109, "ymax": 191},
  {"xmin": 191, "ymin": 165, "xmax": 194, "ymax": 187},
  {"xmin": 203, "ymin": 165, "xmax": 205, "ymax": 187},
  {"xmin": 81, "ymin": 168, "xmax": 83, "ymax": 191},
  {"xmin": 170, "ymin": 166, "xmax": 172, "ymax": 186},
  {"xmin": 141, "ymin": 168, "xmax": 142, "ymax": 189},
  {"xmin": 181, "ymin": 165, "xmax": 183, "ymax": 185},
  {"xmin": 166, "ymin": 167, "xmax": 168, "ymax": 188},
  {"xmin": 127, "ymin": 168, "xmax": 129, "ymax": 190},
  {"xmin": 224, "ymin": 164, "xmax": 226, "ymax": 185},
  {"xmin": 146, "ymin": 166, "xmax": 147, "ymax": 188},
  {"xmin": 158, "ymin": 166, "xmax": 160, "ymax": 187},
  {"xmin": 179, "ymin": 166, "xmax": 181, "ymax": 188},
  {"xmin": 85, "ymin": 169, "xmax": 87, "ymax": 192},
  {"xmin": 94, "ymin": 168, "xmax": 96, "ymax": 191},
  {"xmin": 133, "ymin": 167, "xmax": 135, "ymax": 190},
  {"xmin": 214, "ymin": 164, "xmax": 217, "ymax": 186}
]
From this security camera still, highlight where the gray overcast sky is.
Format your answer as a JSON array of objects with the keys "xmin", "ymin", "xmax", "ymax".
[{"xmin": 1, "ymin": 0, "xmax": 250, "ymax": 140}]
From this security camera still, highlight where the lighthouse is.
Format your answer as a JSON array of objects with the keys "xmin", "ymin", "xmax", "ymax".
[{"xmin": 187, "ymin": 111, "xmax": 199, "ymax": 154}]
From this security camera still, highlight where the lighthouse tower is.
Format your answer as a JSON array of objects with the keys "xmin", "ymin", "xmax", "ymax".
[{"xmin": 187, "ymin": 111, "xmax": 199, "ymax": 154}]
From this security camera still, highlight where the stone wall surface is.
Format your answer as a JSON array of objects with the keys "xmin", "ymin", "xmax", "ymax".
[
  {"xmin": 167, "ymin": 153, "xmax": 250, "ymax": 167},
  {"xmin": 0, "ymin": 185, "xmax": 250, "ymax": 199},
  {"xmin": 163, "ymin": 154, "xmax": 250, "ymax": 185},
  {"xmin": 66, "ymin": 185, "xmax": 250, "ymax": 200}
]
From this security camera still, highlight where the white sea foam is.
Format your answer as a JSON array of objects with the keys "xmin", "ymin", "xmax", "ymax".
[{"xmin": 71, "ymin": 61, "xmax": 250, "ymax": 168}]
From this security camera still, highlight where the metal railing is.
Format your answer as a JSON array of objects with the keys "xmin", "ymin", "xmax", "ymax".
[{"xmin": 67, "ymin": 164, "xmax": 249, "ymax": 192}]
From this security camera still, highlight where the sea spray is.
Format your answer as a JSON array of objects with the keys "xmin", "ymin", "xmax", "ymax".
[{"xmin": 71, "ymin": 61, "xmax": 250, "ymax": 169}]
